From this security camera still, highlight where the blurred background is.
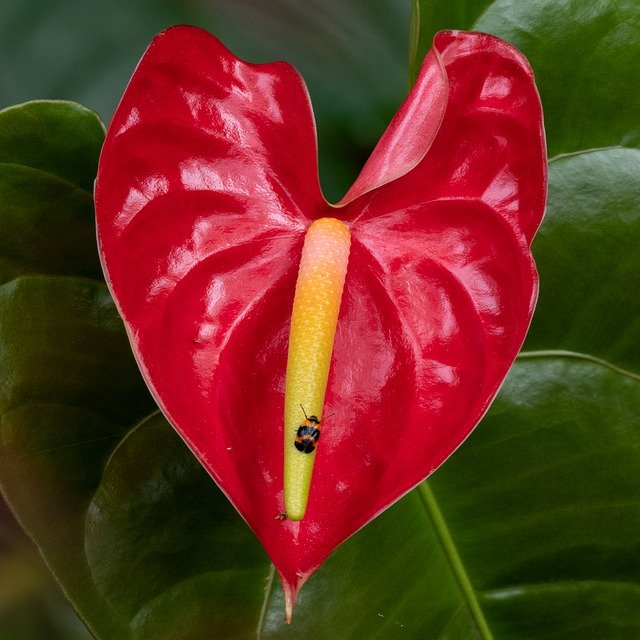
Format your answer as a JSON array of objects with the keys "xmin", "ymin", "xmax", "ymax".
[
  {"xmin": 0, "ymin": 1, "xmax": 409, "ymax": 637},
  {"xmin": 0, "ymin": 0, "xmax": 410, "ymax": 201}
]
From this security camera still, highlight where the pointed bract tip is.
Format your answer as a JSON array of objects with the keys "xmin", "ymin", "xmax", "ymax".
[
  {"xmin": 282, "ymin": 581, "xmax": 298, "ymax": 624},
  {"xmin": 279, "ymin": 567, "xmax": 315, "ymax": 624},
  {"xmin": 285, "ymin": 599, "xmax": 293, "ymax": 624}
]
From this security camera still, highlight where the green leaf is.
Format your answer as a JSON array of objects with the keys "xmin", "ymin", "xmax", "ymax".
[
  {"xmin": 525, "ymin": 148, "xmax": 640, "ymax": 372},
  {"xmin": 85, "ymin": 414, "xmax": 271, "ymax": 640},
  {"xmin": 427, "ymin": 354, "xmax": 640, "ymax": 639},
  {"xmin": 411, "ymin": 0, "xmax": 640, "ymax": 155},
  {"xmin": 0, "ymin": 101, "xmax": 105, "ymax": 191},
  {"xmin": 0, "ymin": 98, "xmax": 110, "ymax": 639},
  {"xmin": 471, "ymin": 0, "xmax": 640, "ymax": 156},
  {"xmin": 0, "ymin": 276, "xmax": 156, "ymax": 639},
  {"xmin": 258, "ymin": 354, "xmax": 640, "ymax": 638},
  {"xmin": 0, "ymin": 101, "xmax": 103, "ymax": 284}
]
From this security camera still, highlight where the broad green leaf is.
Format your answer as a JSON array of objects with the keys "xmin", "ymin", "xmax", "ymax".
[
  {"xmin": 471, "ymin": 1, "xmax": 640, "ymax": 372},
  {"xmin": 525, "ymin": 148, "xmax": 640, "ymax": 372},
  {"xmin": 0, "ymin": 101, "xmax": 105, "ymax": 191},
  {"xmin": 427, "ymin": 354, "xmax": 640, "ymax": 639},
  {"xmin": 84, "ymin": 415, "xmax": 465, "ymax": 639},
  {"xmin": 0, "ymin": 99, "xmax": 106, "ymax": 639},
  {"xmin": 0, "ymin": 164, "xmax": 100, "ymax": 284},
  {"xmin": 260, "ymin": 354, "xmax": 640, "ymax": 638},
  {"xmin": 0, "ymin": 276, "xmax": 156, "ymax": 639},
  {"xmin": 0, "ymin": 101, "xmax": 103, "ymax": 284},
  {"xmin": 85, "ymin": 414, "xmax": 271, "ymax": 640}
]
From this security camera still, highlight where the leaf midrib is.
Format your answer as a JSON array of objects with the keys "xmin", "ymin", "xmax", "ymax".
[
  {"xmin": 416, "ymin": 348, "xmax": 640, "ymax": 639},
  {"xmin": 256, "ymin": 564, "xmax": 275, "ymax": 640},
  {"xmin": 517, "ymin": 349, "xmax": 640, "ymax": 382},
  {"xmin": 546, "ymin": 144, "xmax": 630, "ymax": 164},
  {"xmin": 484, "ymin": 577, "xmax": 640, "ymax": 598},
  {"xmin": 417, "ymin": 482, "xmax": 495, "ymax": 640}
]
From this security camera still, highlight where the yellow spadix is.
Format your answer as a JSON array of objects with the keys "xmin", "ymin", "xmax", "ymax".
[{"xmin": 283, "ymin": 217, "xmax": 351, "ymax": 520}]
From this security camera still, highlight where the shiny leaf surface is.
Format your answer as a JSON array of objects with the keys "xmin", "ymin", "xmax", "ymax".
[
  {"xmin": 0, "ymin": 100, "xmax": 104, "ymax": 190},
  {"xmin": 262, "ymin": 355, "xmax": 640, "ymax": 638},
  {"xmin": 0, "ymin": 276, "xmax": 156, "ymax": 639},
  {"xmin": 94, "ymin": 25, "xmax": 545, "ymax": 603},
  {"xmin": 0, "ymin": 101, "xmax": 103, "ymax": 284},
  {"xmin": 85, "ymin": 414, "xmax": 270, "ymax": 640},
  {"xmin": 408, "ymin": 1, "xmax": 640, "ymax": 635},
  {"xmin": 0, "ymin": 101, "xmax": 154, "ymax": 637},
  {"xmin": 526, "ymin": 148, "xmax": 640, "ymax": 371},
  {"xmin": 423, "ymin": 355, "xmax": 640, "ymax": 640},
  {"xmin": 412, "ymin": 0, "xmax": 640, "ymax": 156}
]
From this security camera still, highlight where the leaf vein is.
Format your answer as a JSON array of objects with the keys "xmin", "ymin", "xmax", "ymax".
[
  {"xmin": 256, "ymin": 563, "xmax": 275, "ymax": 640},
  {"xmin": 417, "ymin": 482, "xmax": 494, "ymax": 640},
  {"xmin": 516, "ymin": 349, "xmax": 640, "ymax": 382}
]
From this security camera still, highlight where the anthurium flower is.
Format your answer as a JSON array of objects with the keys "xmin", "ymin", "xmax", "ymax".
[{"xmin": 95, "ymin": 25, "xmax": 546, "ymax": 620}]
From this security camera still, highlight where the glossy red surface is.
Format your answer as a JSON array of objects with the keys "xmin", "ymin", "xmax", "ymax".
[{"xmin": 95, "ymin": 26, "xmax": 546, "ymax": 612}]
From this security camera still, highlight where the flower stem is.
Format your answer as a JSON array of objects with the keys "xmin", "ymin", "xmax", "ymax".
[{"xmin": 284, "ymin": 218, "xmax": 351, "ymax": 520}]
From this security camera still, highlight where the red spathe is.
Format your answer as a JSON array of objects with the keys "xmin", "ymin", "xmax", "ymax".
[{"xmin": 95, "ymin": 26, "xmax": 546, "ymax": 613}]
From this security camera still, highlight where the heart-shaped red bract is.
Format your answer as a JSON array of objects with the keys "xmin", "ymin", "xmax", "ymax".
[{"xmin": 95, "ymin": 25, "xmax": 546, "ymax": 615}]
